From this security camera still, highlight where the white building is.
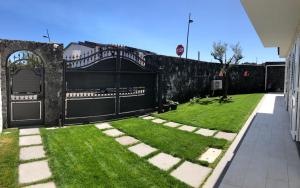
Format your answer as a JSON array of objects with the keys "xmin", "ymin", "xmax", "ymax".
[
  {"xmin": 64, "ymin": 41, "xmax": 155, "ymax": 61},
  {"xmin": 241, "ymin": 0, "xmax": 300, "ymax": 141}
]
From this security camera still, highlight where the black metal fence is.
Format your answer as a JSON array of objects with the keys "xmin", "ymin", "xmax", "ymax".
[{"xmin": 64, "ymin": 46, "xmax": 158, "ymax": 124}]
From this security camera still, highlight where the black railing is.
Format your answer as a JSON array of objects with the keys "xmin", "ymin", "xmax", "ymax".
[{"xmin": 64, "ymin": 47, "xmax": 146, "ymax": 69}]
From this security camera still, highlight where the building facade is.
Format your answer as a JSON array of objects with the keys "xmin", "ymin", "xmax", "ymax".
[{"xmin": 242, "ymin": 0, "xmax": 300, "ymax": 141}]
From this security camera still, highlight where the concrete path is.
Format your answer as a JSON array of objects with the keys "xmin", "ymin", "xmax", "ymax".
[
  {"xmin": 219, "ymin": 94, "xmax": 300, "ymax": 188},
  {"xmin": 141, "ymin": 116, "xmax": 237, "ymax": 141},
  {"xmin": 95, "ymin": 122, "xmax": 213, "ymax": 187},
  {"xmin": 18, "ymin": 128, "xmax": 55, "ymax": 187}
]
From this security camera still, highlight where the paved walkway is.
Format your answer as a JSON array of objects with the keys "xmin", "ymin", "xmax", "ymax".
[
  {"xmin": 95, "ymin": 123, "xmax": 213, "ymax": 188},
  {"xmin": 141, "ymin": 116, "xmax": 237, "ymax": 141},
  {"xmin": 219, "ymin": 94, "xmax": 300, "ymax": 188},
  {"xmin": 19, "ymin": 128, "xmax": 55, "ymax": 188}
]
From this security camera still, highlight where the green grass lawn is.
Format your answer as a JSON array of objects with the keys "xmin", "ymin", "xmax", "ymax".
[
  {"xmin": 0, "ymin": 129, "xmax": 19, "ymax": 188},
  {"xmin": 112, "ymin": 118, "xmax": 228, "ymax": 164},
  {"xmin": 41, "ymin": 126, "xmax": 188, "ymax": 188},
  {"xmin": 153, "ymin": 94, "xmax": 263, "ymax": 133}
]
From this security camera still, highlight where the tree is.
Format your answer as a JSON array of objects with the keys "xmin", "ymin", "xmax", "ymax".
[{"xmin": 211, "ymin": 41, "xmax": 244, "ymax": 100}]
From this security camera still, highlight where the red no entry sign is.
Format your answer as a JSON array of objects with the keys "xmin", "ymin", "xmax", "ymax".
[{"xmin": 176, "ymin": 44, "xmax": 184, "ymax": 57}]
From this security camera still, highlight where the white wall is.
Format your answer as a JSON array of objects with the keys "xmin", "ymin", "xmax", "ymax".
[
  {"xmin": 285, "ymin": 33, "xmax": 300, "ymax": 141},
  {"xmin": 64, "ymin": 43, "xmax": 94, "ymax": 59}
]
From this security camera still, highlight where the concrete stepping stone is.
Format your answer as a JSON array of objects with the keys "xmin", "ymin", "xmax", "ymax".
[
  {"xmin": 20, "ymin": 146, "xmax": 46, "ymax": 161},
  {"xmin": 143, "ymin": 116, "xmax": 155, "ymax": 120},
  {"xmin": 214, "ymin": 132, "xmax": 237, "ymax": 141},
  {"xmin": 195, "ymin": 128, "xmax": 217, "ymax": 137},
  {"xmin": 19, "ymin": 160, "xmax": 52, "ymax": 184},
  {"xmin": 102, "ymin": 129, "xmax": 125, "ymax": 137},
  {"xmin": 45, "ymin": 127, "xmax": 59, "ymax": 130},
  {"xmin": 19, "ymin": 135, "xmax": 42, "ymax": 146},
  {"xmin": 148, "ymin": 152, "xmax": 181, "ymax": 171},
  {"xmin": 163, "ymin": 122, "xmax": 181, "ymax": 128},
  {"xmin": 178, "ymin": 125, "xmax": 197, "ymax": 132},
  {"xmin": 139, "ymin": 115, "xmax": 148, "ymax": 118},
  {"xmin": 199, "ymin": 148, "xmax": 222, "ymax": 163},
  {"xmin": 115, "ymin": 136, "xmax": 139, "ymax": 146},
  {"xmin": 95, "ymin": 122, "xmax": 112, "ymax": 130},
  {"xmin": 24, "ymin": 182, "xmax": 56, "ymax": 188},
  {"xmin": 152, "ymin": 118, "xmax": 167, "ymax": 124},
  {"xmin": 171, "ymin": 161, "xmax": 212, "ymax": 188},
  {"xmin": 128, "ymin": 143, "xmax": 158, "ymax": 157},
  {"xmin": 20, "ymin": 128, "xmax": 40, "ymax": 136}
]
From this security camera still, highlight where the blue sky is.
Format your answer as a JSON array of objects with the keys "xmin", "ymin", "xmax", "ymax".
[{"xmin": 0, "ymin": 0, "xmax": 283, "ymax": 63}]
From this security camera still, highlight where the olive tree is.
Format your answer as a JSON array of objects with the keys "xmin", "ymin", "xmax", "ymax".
[{"xmin": 211, "ymin": 41, "xmax": 244, "ymax": 100}]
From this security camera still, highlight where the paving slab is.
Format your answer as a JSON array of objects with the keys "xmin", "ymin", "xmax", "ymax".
[
  {"xmin": 214, "ymin": 132, "xmax": 237, "ymax": 141},
  {"xmin": 199, "ymin": 148, "xmax": 222, "ymax": 163},
  {"xmin": 115, "ymin": 136, "xmax": 139, "ymax": 146},
  {"xmin": 19, "ymin": 135, "xmax": 42, "ymax": 146},
  {"xmin": 171, "ymin": 161, "xmax": 212, "ymax": 188},
  {"xmin": 178, "ymin": 125, "xmax": 197, "ymax": 132},
  {"xmin": 19, "ymin": 160, "xmax": 52, "ymax": 184},
  {"xmin": 148, "ymin": 152, "xmax": 181, "ymax": 171},
  {"xmin": 152, "ymin": 118, "xmax": 167, "ymax": 124},
  {"xmin": 143, "ymin": 116, "xmax": 155, "ymax": 120},
  {"xmin": 218, "ymin": 95, "xmax": 300, "ymax": 188},
  {"xmin": 19, "ymin": 128, "xmax": 40, "ymax": 136},
  {"xmin": 195, "ymin": 128, "xmax": 217, "ymax": 137},
  {"xmin": 95, "ymin": 122, "xmax": 113, "ymax": 130},
  {"xmin": 24, "ymin": 182, "xmax": 56, "ymax": 188},
  {"xmin": 128, "ymin": 143, "xmax": 158, "ymax": 157},
  {"xmin": 163, "ymin": 122, "xmax": 181, "ymax": 128},
  {"xmin": 20, "ymin": 146, "xmax": 46, "ymax": 161},
  {"xmin": 45, "ymin": 127, "xmax": 59, "ymax": 130},
  {"xmin": 102, "ymin": 129, "xmax": 125, "ymax": 137}
]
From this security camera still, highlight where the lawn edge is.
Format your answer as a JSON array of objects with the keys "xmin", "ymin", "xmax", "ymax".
[{"xmin": 202, "ymin": 94, "xmax": 266, "ymax": 188}]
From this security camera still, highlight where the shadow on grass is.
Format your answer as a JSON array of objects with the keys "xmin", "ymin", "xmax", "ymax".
[{"xmin": 190, "ymin": 97, "xmax": 234, "ymax": 105}]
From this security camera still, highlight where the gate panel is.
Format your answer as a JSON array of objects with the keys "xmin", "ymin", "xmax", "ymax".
[
  {"xmin": 7, "ymin": 51, "xmax": 44, "ymax": 126},
  {"xmin": 119, "ymin": 73, "xmax": 156, "ymax": 114},
  {"xmin": 11, "ymin": 101, "xmax": 41, "ymax": 121},
  {"xmin": 66, "ymin": 97, "xmax": 115, "ymax": 118},
  {"xmin": 12, "ymin": 69, "xmax": 41, "ymax": 92},
  {"xmin": 64, "ymin": 47, "xmax": 157, "ymax": 123}
]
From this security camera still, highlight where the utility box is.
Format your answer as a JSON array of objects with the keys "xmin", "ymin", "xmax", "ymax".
[{"xmin": 211, "ymin": 80, "xmax": 222, "ymax": 90}]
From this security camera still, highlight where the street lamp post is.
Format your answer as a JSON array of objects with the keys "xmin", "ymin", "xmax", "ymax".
[
  {"xmin": 43, "ymin": 29, "xmax": 51, "ymax": 43},
  {"xmin": 185, "ymin": 13, "xmax": 193, "ymax": 59}
]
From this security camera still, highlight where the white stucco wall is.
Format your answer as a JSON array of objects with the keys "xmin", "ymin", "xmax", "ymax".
[
  {"xmin": 285, "ymin": 33, "xmax": 300, "ymax": 141},
  {"xmin": 64, "ymin": 43, "xmax": 94, "ymax": 59}
]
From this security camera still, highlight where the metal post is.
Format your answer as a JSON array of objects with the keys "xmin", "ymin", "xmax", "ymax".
[
  {"xmin": 116, "ymin": 48, "xmax": 121, "ymax": 116},
  {"xmin": 61, "ymin": 60, "xmax": 66, "ymax": 127},
  {"xmin": 43, "ymin": 29, "xmax": 51, "ymax": 43},
  {"xmin": 158, "ymin": 66, "xmax": 164, "ymax": 113},
  {"xmin": 185, "ymin": 13, "xmax": 193, "ymax": 59}
]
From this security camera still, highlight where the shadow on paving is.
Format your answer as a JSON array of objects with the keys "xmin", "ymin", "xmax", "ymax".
[{"xmin": 217, "ymin": 95, "xmax": 300, "ymax": 188}]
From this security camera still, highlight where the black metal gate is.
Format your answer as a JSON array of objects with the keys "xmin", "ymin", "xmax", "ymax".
[
  {"xmin": 64, "ymin": 47, "xmax": 157, "ymax": 123},
  {"xmin": 7, "ymin": 51, "xmax": 44, "ymax": 127}
]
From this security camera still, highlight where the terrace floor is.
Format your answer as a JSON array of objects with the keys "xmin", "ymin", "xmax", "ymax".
[{"xmin": 218, "ymin": 94, "xmax": 300, "ymax": 188}]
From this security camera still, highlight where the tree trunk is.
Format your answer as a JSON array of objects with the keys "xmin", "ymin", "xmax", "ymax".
[{"xmin": 222, "ymin": 64, "xmax": 229, "ymax": 100}]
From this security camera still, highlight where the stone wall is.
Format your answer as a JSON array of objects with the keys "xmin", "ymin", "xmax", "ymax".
[
  {"xmin": 146, "ymin": 55, "xmax": 266, "ymax": 102},
  {"xmin": 0, "ymin": 39, "xmax": 63, "ymax": 129}
]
